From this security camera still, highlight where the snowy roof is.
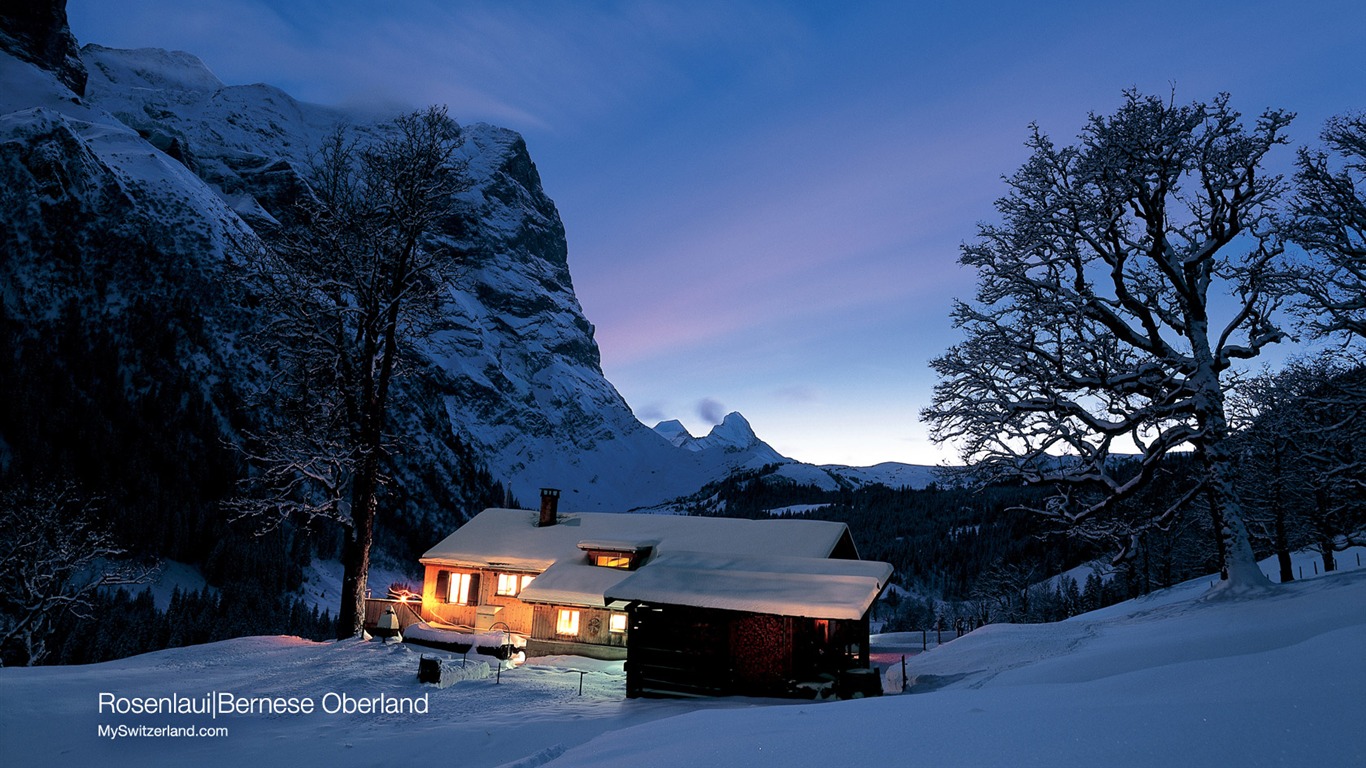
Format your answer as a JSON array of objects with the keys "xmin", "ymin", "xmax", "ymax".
[
  {"xmin": 604, "ymin": 551, "xmax": 893, "ymax": 620},
  {"xmin": 420, "ymin": 508, "xmax": 853, "ymax": 571},
  {"xmin": 577, "ymin": 539, "xmax": 658, "ymax": 552},
  {"xmin": 517, "ymin": 560, "xmax": 634, "ymax": 609}
]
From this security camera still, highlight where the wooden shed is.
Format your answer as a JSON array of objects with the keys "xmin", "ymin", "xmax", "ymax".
[{"xmin": 604, "ymin": 551, "xmax": 891, "ymax": 698}]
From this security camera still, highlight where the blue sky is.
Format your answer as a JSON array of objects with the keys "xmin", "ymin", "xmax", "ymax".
[{"xmin": 68, "ymin": 0, "xmax": 1366, "ymax": 466}]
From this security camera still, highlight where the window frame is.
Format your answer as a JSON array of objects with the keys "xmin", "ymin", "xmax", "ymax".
[
  {"xmin": 494, "ymin": 573, "xmax": 537, "ymax": 597},
  {"xmin": 556, "ymin": 609, "xmax": 580, "ymax": 636},
  {"xmin": 593, "ymin": 554, "xmax": 633, "ymax": 569},
  {"xmin": 447, "ymin": 572, "xmax": 478, "ymax": 605}
]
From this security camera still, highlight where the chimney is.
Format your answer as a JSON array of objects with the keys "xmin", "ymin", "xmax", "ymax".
[{"xmin": 538, "ymin": 488, "xmax": 560, "ymax": 527}]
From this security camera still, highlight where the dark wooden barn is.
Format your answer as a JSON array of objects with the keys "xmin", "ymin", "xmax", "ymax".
[{"xmin": 605, "ymin": 550, "xmax": 890, "ymax": 699}]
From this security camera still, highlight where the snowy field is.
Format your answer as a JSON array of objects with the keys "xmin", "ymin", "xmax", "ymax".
[{"xmin": 3, "ymin": 554, "xmax": 1363, "ymax": 767}]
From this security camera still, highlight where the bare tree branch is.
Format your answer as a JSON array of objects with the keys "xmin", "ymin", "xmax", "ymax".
[
  {"xmin": 227, "ymin": 106, "xmax": 468, "ymax": 638},
  {"xmin": 923, "ymin": 91, "xmax": 1294, "ymax": 587}
]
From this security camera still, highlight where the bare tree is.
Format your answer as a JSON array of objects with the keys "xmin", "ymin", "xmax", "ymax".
[
  {"xmin": 231, "ymin": 106, "xmax": 467, "ymax": 638},
  {"xmin": 1290, "ymin": 113, "xmax": 1366, "ymax": 341},
  {"xmin": 0, "ymin": 480, "xmax": 151, "ymax": 665},
  {"xmin": 1229, "ymin": 362, "xmax": 1316, "ymax": 581},
  {"xmin": 1232, "ymin": 356, "xmax": 1366, "ymax": 577},
  {"xmin": 923, "ymin": 91, "xmax": 1295, "ymax": 589}
]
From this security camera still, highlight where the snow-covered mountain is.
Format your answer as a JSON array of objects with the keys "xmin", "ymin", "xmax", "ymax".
[
  {"xmin": 4, "ymin": 10, "xmax": 929, "ymax": 530},
  {"xmin": 1, "ymin": 6, "xmax": 943, "ymax": 551},
  {"xmin": 652, "ymin": 415, "xmax": 942, "ymax": 495},
  {"xmin": 652, "ymin": 412, "xmax": 783, "ymax": 458}
]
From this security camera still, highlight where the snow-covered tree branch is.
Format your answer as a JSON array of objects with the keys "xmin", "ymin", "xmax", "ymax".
[
  {"xmin": 1231, "ymin": 356, "xmax": 1366, "ymax": 579},
  {"xmin": 1290, "ymin": 113, "xmax": 1366, "ymax": 342},
  {"xmin": 923, "ymin": 91, "xmax": 1295, "ymax": 587},
  {"xmin": 0, "ymin": 480, "xmax": 152, "ymax": 666}
]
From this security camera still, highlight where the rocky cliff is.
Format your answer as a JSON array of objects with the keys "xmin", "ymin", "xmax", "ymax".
[{"xmin": 3, "ymin": 6, "xmax": 802, "ymax": 549}]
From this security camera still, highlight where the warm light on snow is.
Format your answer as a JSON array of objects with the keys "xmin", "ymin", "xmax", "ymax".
[{"xmin": 3, "ymin": 552, "xmax": 1360, "ymax": 767}]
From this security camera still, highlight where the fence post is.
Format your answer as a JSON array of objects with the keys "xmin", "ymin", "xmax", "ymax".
[{"xmin": 901, "ymin": 655, "xmax": 908, "ymax": 693}]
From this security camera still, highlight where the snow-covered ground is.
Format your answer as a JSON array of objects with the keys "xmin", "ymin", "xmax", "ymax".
[
  {"xmin": 545, "ymin": 566, "xmax": 1366, "ymax": 768},
  {"xmin": 4, "ymin": 555, "xmax": 1363, "ymax": 767}
]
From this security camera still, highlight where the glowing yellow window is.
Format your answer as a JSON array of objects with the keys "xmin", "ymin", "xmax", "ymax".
[
  {"xmin": 609, "ymin": 613, "xmax": 627, "ymax": 634},
  {"xmin": 556, "ymin": 609, "xmax": 580, "ymax": 636},
  {"xmin": 447, "ymin": 572, "xmax": 475, "ymax": 605},
  {"xmin": 594, "ymin": 554, "xmax": 631, "ymax": 568},
  {"xmin": 496, "ymin": 573, "xmax": 537, "ymax": 596}
]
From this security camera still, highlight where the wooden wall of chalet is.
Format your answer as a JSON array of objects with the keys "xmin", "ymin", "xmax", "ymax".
[
  {"xmin": 625, "ymin": 603, "xmax": 871, "ymax": 699},
  {"xmin": 529, "ymin": 604, "xmax": 628, "ymax": 650},
  {"xmin": 420, "ymin": 564, "xmax": 536, "ymax": 633}
]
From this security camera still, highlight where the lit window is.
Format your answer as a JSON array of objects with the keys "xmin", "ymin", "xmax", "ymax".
[
  {"xmin": 594, "ymin": 554, "xmax": 631, "ymax": 569},
  {"xmin": 609, "ymin": 613, "xmax": 627, "ymax": 634},
  {"xmin": 520, "ymin": 574, "xmax": 535, "ymax": 591},
  {"xmin": 496, "ymin": 573, "xmax": 521, "ymax": 596},
  {"xmin": 448, "ymin": 572, "xmax": 475, "ymax": 605},
  {"xmin": 556, "ymin": 609, "xmax": 580, "ymax": 636}
]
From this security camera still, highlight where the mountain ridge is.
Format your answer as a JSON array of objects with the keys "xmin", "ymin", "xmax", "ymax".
[{"xmin": 2, "ymin": 15, "xmax": 939, "ymax": 554}]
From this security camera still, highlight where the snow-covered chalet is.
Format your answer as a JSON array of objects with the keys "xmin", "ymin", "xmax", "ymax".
[{"xmin": 412, "ymin": 489, "xmax": 893, "ymax": 698}]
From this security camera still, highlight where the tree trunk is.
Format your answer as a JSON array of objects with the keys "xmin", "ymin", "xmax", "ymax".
[
  {"xmin": 1272, "ymin": 450, "xmax": 1293, "ymax": 583},
  {"xmin": 1321, "ymin": 540, "xmax": 1337, "ymax": 573},
  {"xmin": 1207, "ymin": 488, "xmax": 1228, "ymax": 580},
  {"xmin": 337, "ymin": 450, "xmax": 379, "ymax": 639},
  {"xmin": 1205, "ymin": 456, "xmax": 1264, "ymax": 588},
  {"xmin": 1193, "ymin": 361, "xmax": 1265, "ymax": 590},
  {"xmin": 1315, "ymin": 489, "xmax": 1338, "ymax": 573},
  {"xmin": 1274, "ymin": 512, "xmax": 1294, "ymax": 583}
]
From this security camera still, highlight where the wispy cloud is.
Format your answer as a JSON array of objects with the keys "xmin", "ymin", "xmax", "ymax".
[
  {"xmin": 71, "ymin": 0, "xmax": 805, "ymax": 135},
  {"xmin": 695, "ymin": 398, "xmax": 727, "ymax": 424}
]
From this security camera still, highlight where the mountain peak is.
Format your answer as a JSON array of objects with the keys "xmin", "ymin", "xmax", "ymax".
[
  {"xmin": 652, "ymin": 411, "xmax": 774, "ymax": 457},
  {"xmin": 652, "ymin": 419, "xmax": 696, "ymax": 449},
  {"xmin": 81, "ymin": 44, "xmax": 224, "ymax": 94},
  {"xmin": 704, "ymin": 412, "xmax": 758, "ymax": 449}
]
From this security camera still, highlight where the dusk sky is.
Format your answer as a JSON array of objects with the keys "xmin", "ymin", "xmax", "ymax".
[{"xmin": 67, "ymin": 0, "xmax": 1365, "ymax": 467}]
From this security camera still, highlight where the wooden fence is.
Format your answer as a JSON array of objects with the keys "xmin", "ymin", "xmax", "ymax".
[{"xmin": 362, "ymin": 598, "xmax": 425, "ymax": 632}]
